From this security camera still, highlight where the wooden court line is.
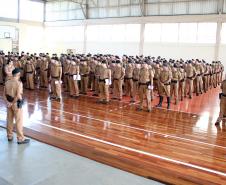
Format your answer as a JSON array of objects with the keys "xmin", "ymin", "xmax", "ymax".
[
  {"xmin": 0, "ymin": 92, "xmax": 205, "ymax": 116},
  {"xmin": 0, "ymin": 98, "xmax": 220, "ymax": 148},
  {"xmin": 32, "ymin": 120, "xmax": 226, "ymax": 177},
  {"xmin": 0, "ymin": 97, "xmax": 222, "ymax": 148},
  {"xmin": 79, "ymin": 93, "xmax": 138, "ymax": 105},
  {"xmin": 67, "ymin": 94, "xmax": 203, "ymax": 116},
  {"xmin": 22, "ymin": 103, "xmax": 226, "ymax": 149}
]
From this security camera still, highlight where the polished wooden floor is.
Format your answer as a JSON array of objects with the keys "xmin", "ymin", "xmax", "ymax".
[{"xmin": 0, "ymin": 85, "xmax": 225, "ymax": 185}]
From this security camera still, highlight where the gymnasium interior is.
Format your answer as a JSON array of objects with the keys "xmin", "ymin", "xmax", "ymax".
[{"xmin": 0, "ymin": 0, "xmax": 226, "ymax": 185}]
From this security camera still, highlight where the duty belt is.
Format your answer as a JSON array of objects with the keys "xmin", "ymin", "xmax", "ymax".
[
  {"xmin": 180, "ymin": 79, "xmax": 185, "ymax": 82},
  {"xmin": 171, "ymin": 80, "xmax": 178, "ymax": 83},
  {"xmin": 26, "ymin": 71, "xmax": 33, "ymax": 74},
  {"xmin": 69, "ymin": 74, "xmax": 77, "ymax": 77},
  {"xmin": 139, "ymin": 83, "xmax": 147, "ymax": 85},
  {"xmin": 187, "ymin": 77, "xmax": 193, "ymax": 80},
  {"xmin": 81, "ymin": 74, "xmax": 88, "ymax": 77},
  {"xmin": 133, "ymin": 79, "xmax": 138, "ymax": 82},
  {"xmin": 153, "ymin": 78, "xmax": 158, "ymax": 80},
  {"xmin": 99, "ymin": 79, "xmax": 107, "ymax": 82},
  {"xmin": 164, "ymin": 83, "xmax": 171, "ymax": 86},
  {"xmin": 52, "ymin": 76, "xmax": 59, "ymax": 79},
  {"xmin": 139, "ymin": 81, "xmax": 151, "ymax": 86},
  {"xmin": 125, "ymin": 77, "xmax": 133, "ymax": 80}
]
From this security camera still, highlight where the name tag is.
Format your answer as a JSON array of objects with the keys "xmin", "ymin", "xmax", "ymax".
[
  {"xmin": 105, "ymin": 79, "xmax": 112, "ymax": 85},
  {"xmin": 73, "ymin": 75, "xmax": 81, "ymax": 81},
  {"xmin": 55, "ymin": 81, "xmax": 62, "ymax": 85},
  {"xmin": 148, "ymin": 85, "xmax": 154, "ymax": 90}
]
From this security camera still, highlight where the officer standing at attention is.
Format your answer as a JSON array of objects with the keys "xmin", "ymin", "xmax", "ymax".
[
  {"xmin": 3, "ymin": 68, "xmax": 30, "ymax": 144},
  {"xmin": 97, "ymin": 60, "xmax": 111, "ymax": 104},
  {"xmin": 215, "ymin": 74, "xmax": 226, "ymax": 126},
  {"xmin": 131, "ymin": 61, "xmax": 140, "ymax": 103},
  {"xmin": 171, "ymin": 64, "xmax": 181, "ymax": 105},
  {"xmin": 80, "ymin": 60, "xmax": 90, "ymax": 95},
  {"xmin": 124, "ymin": 59, "xmax": 134, "ymax": 98},
  {"xmin": 179, "ymin": 64, "xmax": 186, "ymax": 101},
  {"xmin": 185, "ymin": 61, "xmax": 196, "ymax": 99},
  {"xmin": 50, "ymin": 57, "xmax": 62, "ymax": 101},
  {"xmin": 68, "ymin": 60, "xmax": 80, "ymax": 98},
  {"xmin": 63, "ymin": 58, "xmax": 70, "ymax": 92},
  {"xmin": 0, "ymin": 54, "xmax": 4, "ymax": 84},
  {"xmin": 137, "ymin": 61, "xmax": 154, "ymax": 112},
  {"xmin": 25, "ymin": 58, "xmax": 35, "ymax": 90},
  {"xmin": 153, "ymin": 61, "xmax": 161, "ymax": 95},
  {"xmin": 4, "ymin": 59, "xmax": 15, "ymax": 82},
  {"xmin": 112, "ymin": 60, "xmax": 125, "ymax": 101},
  {"xmin": 93, "ymin": 59, "xmax": 101, "ymax": 96},
  {"xmin": 40, "ymin": 56, "xmax": 49, "ymax": 88},
  {"xmin": 156, "ymin": 62, "xmax": 172, "ymax": 109}
]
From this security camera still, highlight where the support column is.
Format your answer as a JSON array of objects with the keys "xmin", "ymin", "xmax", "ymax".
[
  {"xmin": 43, "ymin": 1, "xmax": 46, "ymax": 23},
  {"xmin": 214, "ymin": 21, "xmax": 222, "ymax": 61},
  {"xmin": 139, "ymin": 23, "xmax": 145, "ymax": 56},
  {"xmin": 17, "ymin": 0, "xmax": 20, "ymax": 23},
  {"xmin": 83, "ymin": 24, "xmax": 87, "ymax": 54}
]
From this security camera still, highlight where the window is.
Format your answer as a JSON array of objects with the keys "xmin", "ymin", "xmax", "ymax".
[
  {"xmin": 197, "ymin": 23, "xmax": 217, "ymax": 43},
  {"xmin": 179, "ymin": 23, "xmax": 197, "ymax": 43},
  {"xmin": 87, "ymin": 24, "xmax": 140, "ymax": 42},
  {"xmin": 144, "ymin": 24, "xmax": 162, "ymax": 42},
  {"xmin": 0, "ymin": 0, "xmax": 18, "ymax": 19},
  {"xmin": 45, "ymin": 26, "xmax": 84, "ymax": 42},
  {"xmin": 221, "ymin": 23, "xmax": 226, "ymax": 44},
  {"xmin": 20, "ymin": 0, "xmax": 44, "ymax": 22},
  {"xmin": 111, "ymin": 25, "xmax": 126, "ymax": 42},
  {"xmin": 45, "ymin": 1, "xmax": 84, "ymax": 21},
  {"xmin": 125, "ymin": 24, "xmax": 140, "ymax": 42},
  {"xmin": 161, "ymin": 23, "xmax": 179, "ymax": 42},
  {"xmin": 87, "ymin": 25, "xmax": 100, "ymax": 42}
]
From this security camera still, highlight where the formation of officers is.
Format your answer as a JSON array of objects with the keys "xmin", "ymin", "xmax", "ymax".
[{"xmin": 0, "ymin": 51, "xmax": 224, "ymax": 113}]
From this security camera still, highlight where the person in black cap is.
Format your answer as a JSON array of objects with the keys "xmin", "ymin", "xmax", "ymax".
[
  {"xmin": 25, "ymin": 58, "xmax": 35, "ymax": 90},
  {"xmin": 97, "ymin": 60, "xmax": 111, "ymax": 104},
  {"xmin": 170, "ymin": 64, "xmax": 181, "ymax": 105},
  {"xmin": 156, "ymin": 62, "xmax": 172, "ymax": 109},
  {"xmin": 179, "ymin": 64, "xmax": 186, "ymax": 101},
  {"xmin": 4, "ymin": 59, "xmax": 15, "ymax": 82},
  {"xmin": 215, "ymin": 74, "xmax": 226, "ymax": 126},
  {"xmin": 3, "ymin": 68, "xmax": 30, "ymax": 144},
  {"xmin": 0, "ymin": 54, "xmax": 4, "ymax": 84},
  {"xmin": 185, "ymin": 60, "xmax": 196, "ymax": 99},
  {"xmin": 112, "ymin": 60, "xmax": 125, "ymax": 101},
  {"xmin": 124, "ymin": 59, "xmax": 134, "ymax": 100}
]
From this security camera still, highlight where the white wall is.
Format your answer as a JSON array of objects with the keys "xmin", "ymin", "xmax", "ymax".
[
  {"xmin": 0, "ymin": 16, "xmax": 225, "ymax": 70},
  {"xmin": 0, "ymin": 21, "xmax": 44, "ymax": 53},
  {"xmin": 219, "ymin": 45, "xmax": 226, "ymax": 68},
  {"xmin": 0, "ymin": 38, "xmax": 12, "ymax": 51},
  {"xmin": 144, "ymin": 43, "xmax": 215, "ymax": 61},
  {"xmin": 43, "ymin": 41, "xmax": 84, "ymax": 54},
  {"xmin": 86, "ymin": 42, "xmax": 139, "ymax": 56}
]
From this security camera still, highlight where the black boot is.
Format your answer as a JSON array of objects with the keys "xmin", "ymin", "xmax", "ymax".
[
  {"xmin": 167, "ymin": 97, "xmax": 171, "ymax": 109},
  {"xmin": 156, "ymin": 96, "xmax": 163, "ymax": 108}
]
